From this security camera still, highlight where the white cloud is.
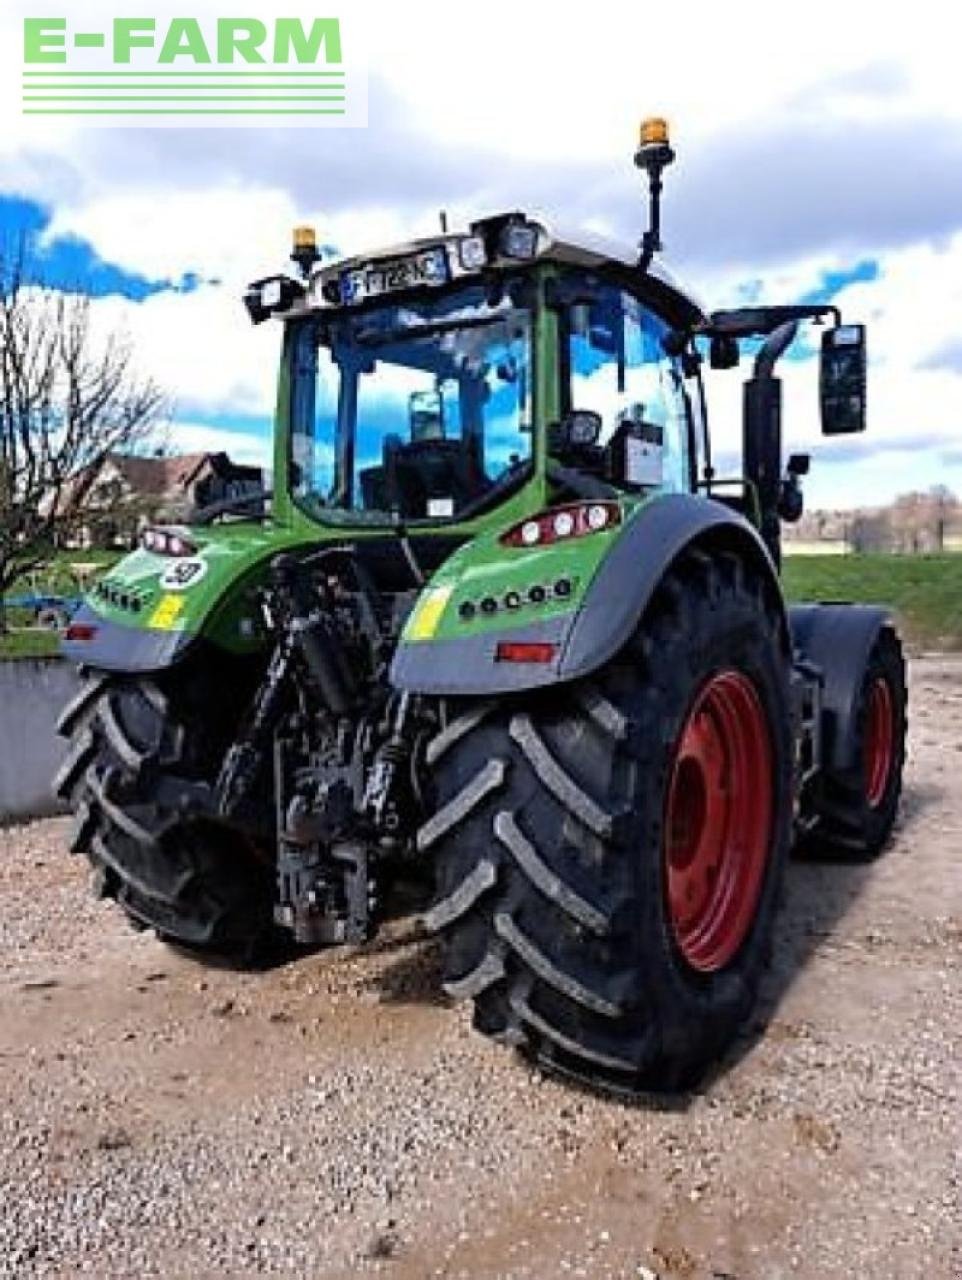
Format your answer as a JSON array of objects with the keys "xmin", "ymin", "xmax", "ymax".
[
  {"xmin": 164, "ymin": 420, "xmax": 271, "ymax": 468},
  {"xmin": 2, "ymin": 0, "xmax": 962, "ymax": 505},
  {"xmin": 86, "ymin": 282, "xmax": 281, "ymax": 418},
  {"xmin": 702, "ymin": 230, "xmax": 962, "ymax": 505}
]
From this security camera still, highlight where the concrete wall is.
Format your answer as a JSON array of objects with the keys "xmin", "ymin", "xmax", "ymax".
[{"xmin": 0, "ymin": 658, "xmax": 81, "ymax": 822}]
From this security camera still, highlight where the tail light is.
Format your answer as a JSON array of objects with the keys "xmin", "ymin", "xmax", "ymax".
[
  {"xmin": 495, "ymin": 641, "xmax": 556, "ymax": 664},
  {"xmin": 500, "ymin": 501, "xmax": 621, "ymax": 548},
  {"xmin": 65, "ymin": 622, "xmax": 97, "ymax": 642},
  {"xmin": 141, "ymin": 527, "xmax": 197, "ymax": 557}
]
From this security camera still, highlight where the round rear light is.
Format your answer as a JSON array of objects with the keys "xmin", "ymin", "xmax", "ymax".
[
  {"xmin": 553, "ymin": 512, "xmax": 575, "ymax": 538},
  {"xmin": 520, "ymin": 521, "xmax": 541, "ymax": 546},
  {"xmin": 587, "ymin": 504, "xmax": 609, "ymax": 531}
]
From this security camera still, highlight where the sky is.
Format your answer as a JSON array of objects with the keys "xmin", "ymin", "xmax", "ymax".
[{"xmin": 1, "ymin": 0, "xmax": 961, "ymax": 509}]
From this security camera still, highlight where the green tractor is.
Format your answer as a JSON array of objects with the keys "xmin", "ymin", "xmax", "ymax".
[{"xmin": 56, "ymin": 120, "xmax": 907, "ymax": 1094}]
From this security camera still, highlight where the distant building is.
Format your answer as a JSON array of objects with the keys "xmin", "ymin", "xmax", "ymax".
[
  {"xmin": 53, "ymin": 451, "xmax": 263, "ymax": 547},
  {"xmin": 783, "ymin": 488, "xmax": 961, "ymax": 555}
]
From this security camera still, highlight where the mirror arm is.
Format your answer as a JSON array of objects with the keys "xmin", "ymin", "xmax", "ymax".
[{"xmin": 754, "ymin": 320, "xmax": 799, "ymax": 381}]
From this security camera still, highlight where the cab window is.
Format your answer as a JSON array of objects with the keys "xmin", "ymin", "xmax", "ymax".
[{"xmin": 565, "ymin": 286, "xmax": 692, "ymax": 493}]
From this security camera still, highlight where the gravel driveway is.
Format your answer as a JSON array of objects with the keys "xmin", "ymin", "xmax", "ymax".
[{"xmin": 1, "ymin": 656, "xmax": 959, "ymax": 1279}]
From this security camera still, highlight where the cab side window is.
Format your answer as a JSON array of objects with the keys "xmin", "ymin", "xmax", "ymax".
[{"xmin": 568, "ymin": 286, "xmax": 692, "ymax": 493}]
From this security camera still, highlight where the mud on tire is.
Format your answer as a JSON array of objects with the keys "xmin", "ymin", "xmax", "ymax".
[
  {"xmin": 418, "ymin": 546, "xmax": 793, "ymax": 1095},
  {"xmin": 54, "ymin": 660, "xmax": 276, "ymax": 958}
]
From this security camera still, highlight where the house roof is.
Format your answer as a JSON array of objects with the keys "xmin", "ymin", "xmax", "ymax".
[
  {"xmin": 105, "ymin": 452, "xmax": 212, "ymax": 497},
  {"xmin": 52, "ymin": 449, "xmax": 254, "ymax": 518}
]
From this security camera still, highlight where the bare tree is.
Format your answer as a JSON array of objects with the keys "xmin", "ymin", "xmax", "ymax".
[{"xmin": 0, "ymin": 241, "xmax": 166, "ymax": 628}]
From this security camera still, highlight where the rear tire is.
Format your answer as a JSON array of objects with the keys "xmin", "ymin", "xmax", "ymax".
[
  {"xmin": 804, "ymin": 626, "xmax": 907, "ymax": 860},
  {"xmin": 55, "ymin": 662, "xmax": 276, "ymax": 959},
  {"xmin": 419, "ymin": 547, "xmax": 792, "ymax": 1095}
]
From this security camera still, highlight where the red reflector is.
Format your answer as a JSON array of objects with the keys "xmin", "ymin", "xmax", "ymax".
[
  {"xmin": 65, "ymin": 623, "xmax": 97, "ymax": 642},
  {"xmin": 495, "ymin": 642, "xmax": 556, "ymax": 664}
]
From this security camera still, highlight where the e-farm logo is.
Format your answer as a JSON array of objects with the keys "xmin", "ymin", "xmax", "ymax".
[{"xmin": 21, "ymin": 11, "xmax": 367, "ymax": 127}]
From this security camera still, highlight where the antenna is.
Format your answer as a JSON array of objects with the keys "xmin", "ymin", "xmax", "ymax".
[{"xmin": 439, "ymin": 210, "xmax": 449, "ymax": 233}]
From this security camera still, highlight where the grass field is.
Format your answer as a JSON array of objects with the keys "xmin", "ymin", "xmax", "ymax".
[
  {"xmin": 0, "ymin": 550, "xmax": 120, "ymax": 660},
  {"xmin": 783, "ymin": 553, "xmax": 962, "ymax": 650},
  {"xmin": 1, "ymin": 550, "xmax": 959, "ymax": 660}
]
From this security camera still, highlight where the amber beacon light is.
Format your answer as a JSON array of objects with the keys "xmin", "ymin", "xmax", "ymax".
[
  {"xmin": 291, "ymin": 224, "xmax": 320, "ymax": 276},
  {"xmin": 639, "ymin": 116, "xmax": 670, "ymax": 147},
  {"xmin": 635, "ymin": 114, "xmax": 676, "ymax": 270}
]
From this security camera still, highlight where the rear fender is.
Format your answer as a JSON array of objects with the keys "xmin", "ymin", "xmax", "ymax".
[
  {"xmin": 390, "ymin": 493, "xmax": 789, "ymax": 696},
  {"xmin": 60, "ymin": 523, "xmax": 309, "ymax": 674}
]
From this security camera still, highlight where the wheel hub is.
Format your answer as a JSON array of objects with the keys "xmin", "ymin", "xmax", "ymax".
[
  {"xmin": 664, "ymin": 669, "xmax": 774, "ymax": 973},
  {"xmin": 863, "ymin": 676, "xmax": 895, "ymax": 809}
]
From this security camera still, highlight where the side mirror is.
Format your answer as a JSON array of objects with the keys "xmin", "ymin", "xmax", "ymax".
[{"xmin": 820, "ymin": 324, "xmax": 866, "ymax": 434}]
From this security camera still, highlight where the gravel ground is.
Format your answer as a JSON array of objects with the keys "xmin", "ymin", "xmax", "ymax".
[{"xmin": 1, "ymin": 656, "xmax": 960, "ymax": 1279}]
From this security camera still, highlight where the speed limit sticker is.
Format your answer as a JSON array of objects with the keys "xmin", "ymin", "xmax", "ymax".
[{"xmin": 159, "ymin": 557, "xmax": 208, "ymax": 591}]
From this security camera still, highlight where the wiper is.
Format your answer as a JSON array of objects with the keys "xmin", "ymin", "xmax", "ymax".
[{"xmin": 189, "ymin": 488, "xmax": 272, "ymax": 526}]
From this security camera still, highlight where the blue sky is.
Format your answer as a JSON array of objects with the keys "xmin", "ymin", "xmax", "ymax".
[
  {"xmin": 1, "ymin": 0, "xmax": 961, "ymax": 510},
  {"xmin": 0, "ymin": 194, "xmax": 209, "ymax": 300}
]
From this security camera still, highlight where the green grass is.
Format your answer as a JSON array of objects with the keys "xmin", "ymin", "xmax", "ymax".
[
  {"xmin": 1, "ymin": 548, "xmax": 959, "ymax": 659},
  {"xmin": 784, "ymin": 552, "xmax": 962, "ymax": 650},
  {"xmin": 0, "ymin": 628, "xmax": 61, "ymax": 659},
  {"xmin": 17, "ymin": 549, "xmax": 120, "ymax": 595},
  {"xmin": 0, "ymin": 549, "xmax": 122, "ymax": 659}
]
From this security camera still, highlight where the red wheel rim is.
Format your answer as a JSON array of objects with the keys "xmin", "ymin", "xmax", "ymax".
[
  {"xmin": 663, "ymin": 670, "xmax": 774, "ymax": 973},
  {"xmin": 863, "ymin": 677, "xmax": 894, "ymax": 809}
]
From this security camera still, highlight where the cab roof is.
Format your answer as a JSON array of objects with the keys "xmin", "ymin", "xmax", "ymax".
[{"xmin": 296, "ymin": 213, "xmax": 706, "ymax": 330}]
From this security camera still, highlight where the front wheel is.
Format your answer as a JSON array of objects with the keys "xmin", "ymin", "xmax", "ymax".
[{"xmin": 419, "ymin": 547, "xmax": 793, "ymax": 1095}]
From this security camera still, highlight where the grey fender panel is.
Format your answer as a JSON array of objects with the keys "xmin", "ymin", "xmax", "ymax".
[
  {"xmin": 789, "ymin": 603, "xmax": 891, "ymax": 772},
  {"xmin": 390, "ymin": 615, "xmax": 569, "ymax": 696},
  {"xmin": 391, "ymin": 494, "xmax": 787, "ymax": 696},
  {"xmin": 60, "ymin": 605, "xmax": 195, "ymax": 673},
  {"xmin": 559, "ymin": 493, "xmax": 787, "ymax": 679}
]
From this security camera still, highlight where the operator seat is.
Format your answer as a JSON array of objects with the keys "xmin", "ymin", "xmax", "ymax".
[
  {"xmin": 359, "ymin": 434, "xmax": 492, "ymax": 518},
  {"xmin": 390, "ymin": 437, "xmax": 491, "ymax": 518}
]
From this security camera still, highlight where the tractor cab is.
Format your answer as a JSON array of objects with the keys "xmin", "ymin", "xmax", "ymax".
[
  {"xmin": 246, "ymin": 215, "xmax": 708, "ymax": 545},
  {"xmin": 247, "ymin": 126, "xmax": 865, "ymax": 572}
]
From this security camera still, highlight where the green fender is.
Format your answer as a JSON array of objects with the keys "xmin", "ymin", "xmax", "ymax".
[
  {"xmin": 60, "ymin": 520, "xmax": 316, "ymax": 673},
  {"xmin": 390, "ymin": 493, "xmax": 789, "ymax": 696}
]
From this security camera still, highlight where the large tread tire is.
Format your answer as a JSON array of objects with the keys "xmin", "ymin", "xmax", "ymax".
[
  {"xmin": 419, "ymin": 547, "xmax": 793, "ymax": 1096},
  {"xmin": 803, "ymin": 626, "xmax": 907, "ymax": 861},
  {"xmin": 55, "ymin": 665, "xmax": 276, "ymax": 958}
]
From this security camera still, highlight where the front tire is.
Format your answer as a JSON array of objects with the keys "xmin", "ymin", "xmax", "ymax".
[
  {"xmin": 55, "ymin": 661, "xmax": 276, "ymax": 958},
  {"xmin": 419, "ymin": 547, "xmax": 793, "ymax": 1095}
]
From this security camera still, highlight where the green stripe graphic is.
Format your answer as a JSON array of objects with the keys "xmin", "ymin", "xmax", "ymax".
[
  {"xmin": 23, "ymin": 95, "xmax": 345, "ymax": 101},
  {"xmin": 23, "ymin": 70, "xmax": 345, "ymax": 77},
  {"xmin": 22, "ymin": 108, "xmax": 346, "ymax": 115},
  {"xmin": 21, "ymin": 64, "xmax": 353, "ymax": 117}
]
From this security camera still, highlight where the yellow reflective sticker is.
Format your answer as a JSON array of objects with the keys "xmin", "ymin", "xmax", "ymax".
[
  {"xmin": 408, "ymin": 586, "xmax": 452, "ymax": 640},
  {"xmin": 149, "ymin": 593, "xmax": 185, "ymax": 630}
]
